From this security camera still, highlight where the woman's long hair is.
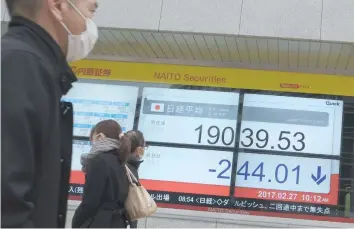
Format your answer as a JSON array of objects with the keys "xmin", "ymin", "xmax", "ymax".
[
  {"xmin": 93, "ymin": 120, "xmax": 131, "ymax": 163},
  {"xmin": 124, "ymin": 130, "xmax": 145, "ymax": 153}
]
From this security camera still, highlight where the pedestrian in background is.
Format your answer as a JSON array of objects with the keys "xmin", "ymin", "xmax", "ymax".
[
  {"xmin": 125, "ymin": 130, "xmax": 147, "ymax": 228},
  {"xmin": 1, "ymin": 0, "xmax": 98, "ymax": 227},
  {"xmin": 125, "ymin": 130, "xmax": 146, "ymax": 182}
]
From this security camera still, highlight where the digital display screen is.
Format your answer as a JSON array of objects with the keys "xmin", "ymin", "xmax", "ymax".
[
  {"xmin": 67, "ymin": 82, "xmax": 348, "ymax": 221},
  {"xmin": 139, "ymin": 146, "xmax": 233, "ymax": 196},
  {"xmin": 234, "ymin": 152, "xmax": 339, "ymax": 205},
  {"xmin": 62, "ymin": 82, "xmax": 139, "ymax": 137},
  {"xmin": 138, "ymin": 88, "xmax": 239, "ymax": 147},
  {"xmin": 239, "ymin": 94, "xmax": 343, "ymax": 156}
]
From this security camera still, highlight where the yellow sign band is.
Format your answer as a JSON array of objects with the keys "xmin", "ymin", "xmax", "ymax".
[{"xmin": 70, "ymin": 60, "xmax": 354, "ymax": 97}]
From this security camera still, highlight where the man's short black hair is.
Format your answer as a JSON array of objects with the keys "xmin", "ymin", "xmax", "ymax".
[{"xmin": 5, "ymin": 0, "xmax": 42, "ymax": 18}]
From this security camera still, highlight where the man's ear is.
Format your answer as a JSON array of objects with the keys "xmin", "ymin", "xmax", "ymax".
[{"xmin": 47, "ymin": 0, "xmax": 68, "ymax": 21}]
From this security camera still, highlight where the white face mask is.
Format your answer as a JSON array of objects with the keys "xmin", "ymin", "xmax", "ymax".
[{"xmin": 61, "ymin": 0, "xmax": 98, "ymax": 62}]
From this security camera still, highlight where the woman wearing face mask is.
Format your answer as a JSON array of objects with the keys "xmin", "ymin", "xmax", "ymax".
[
  {"xmin": 125, "ymin": 130, "xmax": 146, "ymax": 180},
  {"xmin": 72, "ymin": 120, "xmax": 131, "ymax": 228},
  {"xmin": 124, "ymin": 130, "xmax": 146, "ymax": 228}
]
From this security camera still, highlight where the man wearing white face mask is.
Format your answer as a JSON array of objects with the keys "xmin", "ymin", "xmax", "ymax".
[{"xmin": 1, "ymin": 0, "xmax": 98, "ymax": 228}]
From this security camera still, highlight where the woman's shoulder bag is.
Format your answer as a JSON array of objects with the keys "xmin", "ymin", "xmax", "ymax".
[{"xmin": 124, "ymin": 165, "xmax": 157, "ymax": 220}]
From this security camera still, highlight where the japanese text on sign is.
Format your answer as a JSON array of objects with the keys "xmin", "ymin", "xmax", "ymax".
[{"xmin": 139, "ymin": 88, "xmax": 239, "ymax": 147}]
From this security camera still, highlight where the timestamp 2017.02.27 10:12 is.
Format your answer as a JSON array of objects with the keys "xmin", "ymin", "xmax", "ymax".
[{"xmin": 257, "ymin": 190, "xmax": 329, "ymax": 203}]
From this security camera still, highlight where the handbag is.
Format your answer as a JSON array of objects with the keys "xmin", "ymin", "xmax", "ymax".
[{"xmin": 124, "ymin": 165, "xmax": 157, "ymax": 220}]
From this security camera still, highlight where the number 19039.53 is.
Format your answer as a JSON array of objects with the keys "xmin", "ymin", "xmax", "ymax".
[{"xmin": 194, "ymin": 125, "xmax": 306, "ymax": 152}]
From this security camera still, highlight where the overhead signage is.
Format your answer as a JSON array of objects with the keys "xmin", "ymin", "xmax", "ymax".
[
  {"xmin": 62, "ymin": 82, "xmax": 139, "ymax": 137},
  {"xmin": 138, "ymin": 88, "xmax": 239, "ymax": 147},
  {"xmin": 239, "ymin": 94, "xmax": 343, "ymax": 156},
  {"xmin": 70, "ymin": 59, "xmax": 354, "ymax": 97}
]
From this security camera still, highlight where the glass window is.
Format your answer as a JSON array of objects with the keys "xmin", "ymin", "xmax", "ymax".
[{"xmin": 66, "ymin": 78, "xmax": 354, "ymax": 223}]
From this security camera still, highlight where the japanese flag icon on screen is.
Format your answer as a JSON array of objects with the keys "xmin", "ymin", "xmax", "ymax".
[{"xmin": 151, "ymin": 103, "xmax": 165, "ymax": 113}]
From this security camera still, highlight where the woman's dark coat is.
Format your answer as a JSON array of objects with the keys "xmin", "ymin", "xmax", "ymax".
[{"xmin": 72, "ymin": 150, "xmax": 130, "ymax": 228}]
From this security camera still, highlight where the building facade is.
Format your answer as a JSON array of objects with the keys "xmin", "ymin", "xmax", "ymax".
[{"xmin": 2, "ymin": 0, "xmax": 354, "ymax": 227}]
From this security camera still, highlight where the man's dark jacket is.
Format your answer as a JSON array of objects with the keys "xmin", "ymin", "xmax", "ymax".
[{"xmin": 1, "ymin": 16, "xmax": 77, "ymax": 227}]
